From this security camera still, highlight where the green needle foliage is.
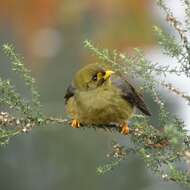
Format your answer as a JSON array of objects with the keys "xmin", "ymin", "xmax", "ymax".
[
  {"xmin": 84, "ymin": 0, "xmax": 190, "ymax": 186},
  {"xmin": 1, "ymin": 0, "xmax": 190, "ymax": 187},
  {"xmin": 2, "ymin": 44, "xmax": 42, "ymax": 117}
]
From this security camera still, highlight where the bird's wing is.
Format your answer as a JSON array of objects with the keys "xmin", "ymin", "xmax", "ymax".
[
  {"xmin": 111, "ymin": 77, "xmax": 151, "ymax": 116},
  {"xmin": 64, "ymin": 84, "xmax": 75, "ymax": 104}
]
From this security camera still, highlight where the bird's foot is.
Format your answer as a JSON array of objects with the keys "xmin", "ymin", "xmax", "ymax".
[
  {"xmin": 120, "ymin": 122, "xmax": 129, "ymax": 135},
  {"xmin": 71, "ymin": 119, "xmax": 80, "ymax": 128}
]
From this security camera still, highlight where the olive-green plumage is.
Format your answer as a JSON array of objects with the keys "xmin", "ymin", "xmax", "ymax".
[{"xmin": 65, "ymin": 63, "xmax": 151, "ymax": 126}]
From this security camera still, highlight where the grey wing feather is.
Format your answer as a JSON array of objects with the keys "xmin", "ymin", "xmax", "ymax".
[
  {"xmin": 64, "ymin": 84, "xmax": 75, "ymax": 104},
  {"xmin": 111, "ymin": 77, "xmax": 151, "ymax": 116}
]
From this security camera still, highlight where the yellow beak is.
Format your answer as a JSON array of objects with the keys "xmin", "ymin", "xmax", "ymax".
[{"xmin": 103, "ymin": 70, "xmax": 115, "ymax": 80}]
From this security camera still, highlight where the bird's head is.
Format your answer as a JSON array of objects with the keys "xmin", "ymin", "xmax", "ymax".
[{"xmin": 74, "ymin": 64, "xmax": 114, "ymax": 91}]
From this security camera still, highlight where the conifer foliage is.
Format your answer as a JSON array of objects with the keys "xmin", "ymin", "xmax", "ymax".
[{"xmin": 1, "ymin": 0, "xmax": 190, "ymax": 187}]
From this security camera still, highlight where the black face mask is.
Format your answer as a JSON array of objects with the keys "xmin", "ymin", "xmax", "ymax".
[{"xmin": 97, "ymin": 78, "xmax": 106, "ymax": 87}]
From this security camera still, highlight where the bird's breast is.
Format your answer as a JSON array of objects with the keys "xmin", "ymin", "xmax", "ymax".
[{"xmin": 72, "ymin": 86, "xmax": 134, "ymax": 124}]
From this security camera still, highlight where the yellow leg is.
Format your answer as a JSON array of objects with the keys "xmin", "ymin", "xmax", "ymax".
[
  {"xmin": 71, "ymin": 119, "xmax": 80, "ymax": 128},
  {"xmin": 120, "ymin": 122, "xmax": 129, "ymax": 135}
]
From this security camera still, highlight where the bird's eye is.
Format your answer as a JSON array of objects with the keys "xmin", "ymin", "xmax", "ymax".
[
  {"xmin": 102, "ymin": 71, "xmax": 106, "ymax": 76},
  {"xmin": 92, "ymin": 75, "xmax": 97, "ymax": 81}
]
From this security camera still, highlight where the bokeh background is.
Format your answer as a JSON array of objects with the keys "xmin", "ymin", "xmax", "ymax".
[{"xmin": 0, "ymin": 0, "xmax": 189, "ymax": 190}]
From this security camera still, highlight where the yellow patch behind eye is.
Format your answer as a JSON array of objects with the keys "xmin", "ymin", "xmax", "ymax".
[{"xmin": 97, "ymin": 72, "xmax": 103, "ymax": 80}]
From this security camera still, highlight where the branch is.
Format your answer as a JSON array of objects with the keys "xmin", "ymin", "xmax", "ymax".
[{"xmin": 1, "ymin": 2, "xmax": 190, "ymax": 185}]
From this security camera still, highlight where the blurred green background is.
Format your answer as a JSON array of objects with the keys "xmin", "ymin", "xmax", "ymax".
[{"xmin": 0, "ymin": 0, "xmax": 188, "ymax": 189}]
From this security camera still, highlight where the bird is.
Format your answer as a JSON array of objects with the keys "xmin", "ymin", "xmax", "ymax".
[{"xmin": 64, "ymin": 63, "xmax": 151, "ymax": 135}]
